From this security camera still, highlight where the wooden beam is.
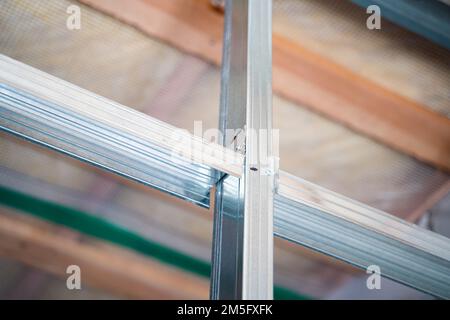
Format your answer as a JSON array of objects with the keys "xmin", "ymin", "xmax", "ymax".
[
  {"xmin": 79, "ymin": 0, "xmax": 450, "ymax": 171},
  {"xmin": 0, "ymin": 208, "xmax": 209, "ymax": 299},
  {"xmin": 272, "ymin": 36, "xmax": 450, "ymax": 172}
]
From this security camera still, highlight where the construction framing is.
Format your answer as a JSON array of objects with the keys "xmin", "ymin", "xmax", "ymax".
[{"xmin": 1, "ymin": 0, "xmax": 450, "ymax": 299}]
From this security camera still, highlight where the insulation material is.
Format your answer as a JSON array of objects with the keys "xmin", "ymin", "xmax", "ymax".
[{"xmin": 273, "ymin": 0, "xmax": 450, "ymax": 118}]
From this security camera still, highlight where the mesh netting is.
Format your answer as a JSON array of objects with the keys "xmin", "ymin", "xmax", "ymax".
[{"xmin": 273, "ymin": 0, "xmax": 450, "ymax": 118}]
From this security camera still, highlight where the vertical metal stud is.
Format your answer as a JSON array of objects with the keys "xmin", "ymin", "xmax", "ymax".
[
  {"xmin": 210, "ymin": 0, "xmax": 273, "ymax": 300},
  {"xmin": 242, "ymin": 0, "xmax": 274, "ymax": 300},
  {"xmin": 210, "ymin": 0, "xmax": 248, "ymax": 300}
]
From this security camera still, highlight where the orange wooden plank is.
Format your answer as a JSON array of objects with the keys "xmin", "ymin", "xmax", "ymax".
[
  {"xmin": 0, "ymin": 209, "xmax": 209, "ymax": 299},
  {"xmin": 79, "ymin": 0, "xmax": 450, "ymax": 171}
]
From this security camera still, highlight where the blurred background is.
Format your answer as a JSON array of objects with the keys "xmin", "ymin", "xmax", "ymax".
[{"xmin": 0, "ymin": 0, "xmax": 449, "ymax": 299}]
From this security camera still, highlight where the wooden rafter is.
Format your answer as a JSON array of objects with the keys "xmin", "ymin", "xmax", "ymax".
[
  {"xmin": 0, "ymin": 208, "xmax": 209, "ymax": 299},
  {"xmin": 79, "ymin": 0, "xmax": 450, "ymax": 172}
]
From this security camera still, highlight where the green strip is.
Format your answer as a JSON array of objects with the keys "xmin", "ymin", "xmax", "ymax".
[
  {"xmin": 0, "ymin": 186, "xmax": 210, "ymax": 276},
  {"xmin": 274, "ymin": 286, "xmax": 309, "ymax": 300},
  {"xmin": 0, "ymin": 185, "xmax": 309, "ymax": 300}
]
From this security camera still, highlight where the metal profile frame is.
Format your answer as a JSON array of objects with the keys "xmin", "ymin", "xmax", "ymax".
[
  {"xmin": 242, "ymin": 0, "xmax": 274, "ymax": 300},
  {"xmin": 211, "ymin": 0, "xmax": 273, "ymax": 300},
  {"xmin": 275, "ymin": 172, "xmax": 450, "ymax": 299},
  {"xmin": 210, "ymin": 0, "xmax": 247, "ymax": 300},
  {"xmin": 0, "ymin": 55, "xmax": 242, "ymax": 208},
  {"xmin": 1, "ymin": 0, "xmax": 450, "ymax": 300}
]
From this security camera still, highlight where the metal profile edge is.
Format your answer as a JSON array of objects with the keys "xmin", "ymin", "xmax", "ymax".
[{"xmin": 275, "ymin": 171, "xmax": 450, "ymax": 299}]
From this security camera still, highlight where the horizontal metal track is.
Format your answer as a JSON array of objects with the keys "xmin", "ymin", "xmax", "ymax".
[
  {"xmin": 0, "ymin": 55, "xmax": 243, "ymax": 207},
  {"xmin": 274, "ymin": 171, "xmax": 450, "ymax": 299}
]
